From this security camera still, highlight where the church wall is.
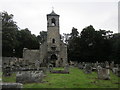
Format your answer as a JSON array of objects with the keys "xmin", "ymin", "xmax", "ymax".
[
  {"xmin": 40, "ymin": 42, "xmax": 47, "ymax": 63},
  {"xmin": 23, "ymin": 48, "xmax": 39, "ymax": 63},
  {"xmin": 60, "ymin": 42, "xmax": 68, "ymax": 66}
]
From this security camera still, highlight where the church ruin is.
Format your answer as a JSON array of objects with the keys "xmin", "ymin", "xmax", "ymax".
[{"xmin": 23, "ymin": 10, "xmax": 68, "ymax": 67}]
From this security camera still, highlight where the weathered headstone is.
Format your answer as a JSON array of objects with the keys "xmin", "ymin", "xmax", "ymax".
[
  {"xmin": 78, "ymin": 62, "xmax": 84, "ymax": 69},
  {"xmin": 35, "ymin": 60, "xmax": 40, "ymax": 70},
  {"xmin": 110, "ymin": 61, "xmax": 114, "ymax": 70},
  {"xmin": 1, "ymin": 83, "xmax": 23, "ymax": 89},
  {"xmin": 84, "ymin": 64, "xmax": 92, "ymax": 74},
  {"xmin": 112, "ymin": 65, "xmax": 120, "ymax": 77},
  {"xmin": 97, "ymin": 66, "xmax": 110, "ymax": 80},
  {"xmin": 105, "ymin": 61, "xmax": 109, "ymax": 69},
  {"xmin": 48, "ymin": 64, "xmax": 53, "ymax": 72},
  {"xmin": 64, "ymin": 64, "xmax": 69, "ymax": 72},
  {"xmin": 16, "ymin": 71, "xmax": 44, "ymax": 83}
]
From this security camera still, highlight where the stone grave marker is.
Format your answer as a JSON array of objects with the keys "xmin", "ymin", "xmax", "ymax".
[
  {"xmin": 16, "ymin": 70, "xmax": 44, "ymax": 83},
  {"xmin": 84, "ymin": 64, "xmax": 92, "ymax": 74},
  {"xmin": 48, "ymin": 64, "xmax": 53, "ymax": 72},
  {"xmin": 97, "ymin": 65, "xmax": 110, "ymax": 80},
  {"xmin": 78, "ymin": 62, "xmax": 84, "ymax": 69},
  {"xmin": 1, "ymin": 83, "xmax": 23, "ymax": 89}
]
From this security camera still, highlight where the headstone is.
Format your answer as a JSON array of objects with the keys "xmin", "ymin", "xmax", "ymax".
[
  {"xmin": 110, "ymin": 61, "xmax": 114, "ymax": 70},
  {"xmin": 48, "ymin": 64, "xmax": 53, "ymax": 72},
  {"xmin": 64, "ymin": 64, "xmax": 69, "ymax": 72},
  {"xmin": 16, "ymin": 71, "xmax": 44, "ymax": 83},
  {"xmin": 35, "ymin": 60, "xmax": 40, "ymax": 70},
  {"xmin": 105, "ymin": 61, "xmax": 109, "ymax": 69},
  {"xmin": 112, "ymin": 65, "xmax": 120, "ymax": 77},
  {"xmin": 78, "ymin": 62, "xmax": 84, "ymax": 69},
  {"xmin": 84, "ymin": 64, "xmax": 92, "ymax": 74},
  {"xmin": 1, "ymin": 83, "xmax": 23, "ymax": 89},
  {"xmin": 100, "ymin": 63, "xmax": 106, "ymax": 68},
  {"xmin": 97, "ymin": 65, "xmax": 110, "ymax": 80}
]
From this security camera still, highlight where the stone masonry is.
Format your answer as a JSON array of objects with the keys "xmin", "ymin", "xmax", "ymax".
[{"xmin": 23, "ymin": 10, "xmax": 68, "ymax": 67}]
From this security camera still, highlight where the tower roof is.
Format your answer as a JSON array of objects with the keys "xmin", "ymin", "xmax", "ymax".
[{"xmin": 47, "ymin": 10, "xmax": 59, "ymax": 16}]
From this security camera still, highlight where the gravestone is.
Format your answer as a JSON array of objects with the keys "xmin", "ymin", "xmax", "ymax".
[
  {"xmin": 16, "ymin": 71, "xmax": 44, "ymax": 83},
  {"xmin": 97, "ymin": 66, "xmax": 110, "ymax": 80},
  {"xmin": 112, "ymin": 65, "xmax": 120, "ymax": 77},
  {"xmin": 78, "ymin": 62, "xmax": 84, "ymax": 69},
  {"xmin": 110, "ymin": 61, "xmax": 114, "ymax": 70},
  {"xmin": 48, "ymin": 64, "xmax": 53, "ymax": 72},
  {"xmin": 105, "ymin": 61, "xmax": 109, "ymax": 69},
  {"xmin": 35, "ymin": 60, "xmax": 40, "ymax": 70},
  {"xmin": 84, "ymin": 64, "xmax": 92, "ymax": 74},
  {"xmin": 64, "ymin": 64, "xmax": 69, "ymax": 72},
  {"xmin": 1, "ymin": 83, "xmax": 23, "ymax": 89},
  {"xmin": 100, "ymin": 63, "xmax": 106, "ymax": 68}
]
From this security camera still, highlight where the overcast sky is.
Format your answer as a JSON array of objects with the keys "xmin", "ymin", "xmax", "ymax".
[{"xmin": 0, "ymin": 0, "xmax": 119, "ymax": 35}]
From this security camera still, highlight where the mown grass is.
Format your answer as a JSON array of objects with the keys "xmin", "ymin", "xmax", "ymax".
[
  {"xmin": 2, "ymin": 67, "xmax": 120, "ymax": 88},
  {"xmin": 24, "ymin": 67, "xmax": 120, "ymax": 88},
  {"xmin": 2, "ymin": 73, "xmax": 16, "ymax": 82}
]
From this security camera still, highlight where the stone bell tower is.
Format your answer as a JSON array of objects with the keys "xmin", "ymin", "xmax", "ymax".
[
  {"xmin": 47, "ymin": 10, "xmax": 61, "ymax": 66},
  {"xmin": 39, "ymin": 10, "xmax": 67, "ymax": 67}
]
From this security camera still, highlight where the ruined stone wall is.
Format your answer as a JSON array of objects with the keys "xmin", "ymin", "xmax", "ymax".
[
  {"xmin": 40, "ymin": 42, "xmax": 47, "ymax": 63},
  {"xmin": 23, "ymin": 48, "xmax": 39, "ymax": 63},
  {"xmin": 60, "ymin": 41, "xmax": 68, "ymax": 66},
  {"xmin": 2, "ymin": 57, "xmax": 16, "ymax": 65}
]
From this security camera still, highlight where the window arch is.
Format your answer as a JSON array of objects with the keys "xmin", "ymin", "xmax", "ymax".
[
  {"xmin": 52, "ymin": 38, "xmax": 55, "ymax": 43},
  {"xmin": 51, "ymin": 18, "xmax": 56, "ymax": 26}
]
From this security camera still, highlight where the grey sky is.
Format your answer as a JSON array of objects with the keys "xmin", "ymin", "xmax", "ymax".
[{"xmin": 0, "ymin": 0, "xmax": 119, "ymax": 35}]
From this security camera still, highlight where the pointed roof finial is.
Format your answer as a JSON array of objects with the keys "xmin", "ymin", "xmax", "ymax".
[{"xmin": 47, "ymin": 7, "xmax": 59, "ymax": 16}]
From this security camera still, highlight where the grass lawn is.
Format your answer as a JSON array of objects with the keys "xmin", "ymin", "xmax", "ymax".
[{"xmin": 2, "ymin": 67, "xmax": 120, "ymax": 88}]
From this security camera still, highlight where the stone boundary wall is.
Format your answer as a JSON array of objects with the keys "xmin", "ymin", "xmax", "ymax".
[{"xmin": 23, "ymin": 48, "xmax": 39, "ymax": 63}]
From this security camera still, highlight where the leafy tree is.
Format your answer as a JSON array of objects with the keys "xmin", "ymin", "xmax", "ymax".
[
  {"xmin": 67, "ymin": 27, "xmax": 80, "ymax": 61},
  {"xmin": 2, "ymin": 12, "xmax": 39, "ymax": 57},
  {"xmin": 2, "ymin": 11, "xmax": 19, "ymax": 57},
  {"xmin": 109, "ymin": 33, "xmax": 120, "ymax": 63},
  {"xmin": 37, "ymin": 31, "xmax": 47, "ymax": 43}
]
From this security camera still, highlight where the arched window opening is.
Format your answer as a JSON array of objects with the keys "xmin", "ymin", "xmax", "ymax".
[
  {"xmin": 50, "ymin": 54, "xmax": 57, "ymax": 60},
  {"xmin": 51, "ymin": 18, "xmax": 56, "ymax": 26},
  {"xmin": 52, "ymin": 39, "xmax": 55, "ymax": 43}
]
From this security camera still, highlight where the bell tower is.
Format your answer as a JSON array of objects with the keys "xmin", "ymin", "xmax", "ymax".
[{"xmin": 47, "ymin": 10, "xmax": 61, "ymax": 66}]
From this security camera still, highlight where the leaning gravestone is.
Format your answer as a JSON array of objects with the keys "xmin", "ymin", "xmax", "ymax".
[
  {"xmin": 16, "ymin": 71, "xmax": 44, "ymax": 83},
  {"xmin": 97, "ymin": 66, "xmax": 110, "ymax": 80}
]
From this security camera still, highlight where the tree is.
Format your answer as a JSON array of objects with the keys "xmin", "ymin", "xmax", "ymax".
[
  {"xmin": 37, "ymin": 31, "xmax": 47, "ymax": 43},
  {"xmin": 109, "ymin": 33, "xmax": 120, "ymax": 63},
  {"xmin": 2, "ymin": 11, "xmax": 39, "ymax": 57},
  {"xmin": 67, "ymin": 27, "xmax": 80, "ymax": 61},
  {"xmin": 79, "ymin": 25, "xmax": 113, "ymax": 62},
  {"xmin": 2, "ymin": 11, "xmax": 19, "ymax": 57},
  {"xmin": 15, "ymin": 28, "xmax": 39, "ymax": 57}
]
